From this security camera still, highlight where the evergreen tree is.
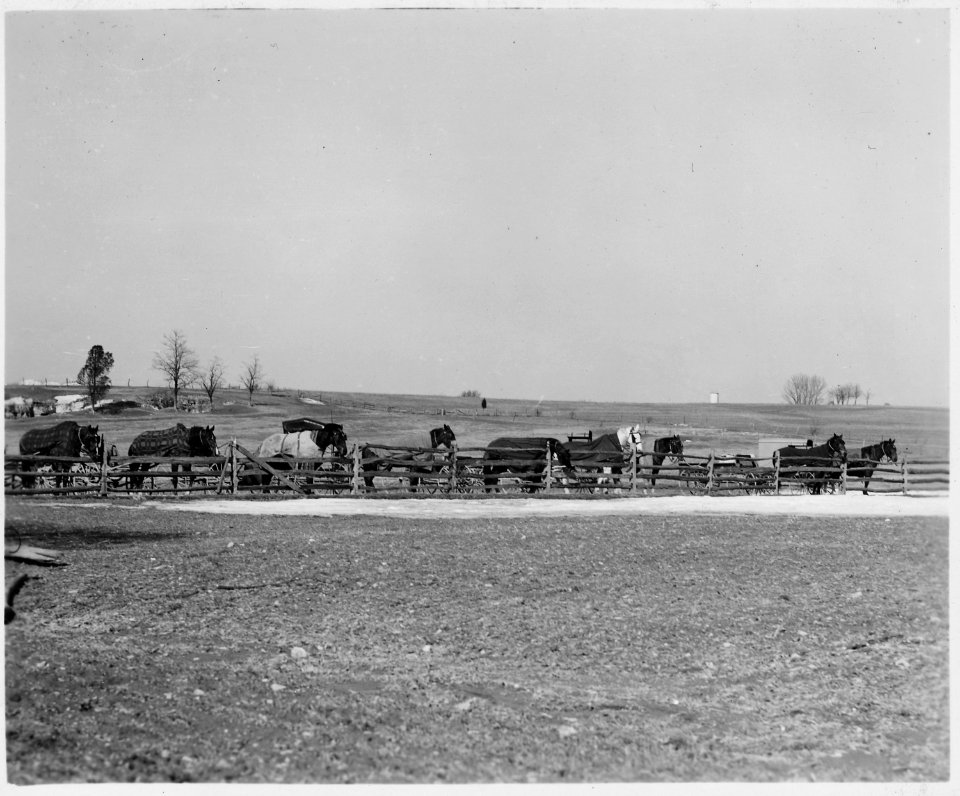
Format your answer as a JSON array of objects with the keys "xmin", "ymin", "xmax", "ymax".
[{"xmin": 77, "ymin": 345, "xmax": 115, "ymax": 409}]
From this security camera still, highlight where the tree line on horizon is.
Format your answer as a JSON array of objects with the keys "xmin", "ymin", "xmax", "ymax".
[
  {"xmin": 74, "ymin": 330, "xmax": 266, "ymax": 411},
  {"xmin": 72, "ymin": 337, "xmax": 872, "ymax": 411},
  {"xmin": 782, "ymin": 374, "xmax": 871, "ymax": 406}
]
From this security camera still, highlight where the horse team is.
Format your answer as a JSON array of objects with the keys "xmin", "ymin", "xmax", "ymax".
[{"xmin": 11, "ymin": 418, "xmax": 898, "ymax": 496}]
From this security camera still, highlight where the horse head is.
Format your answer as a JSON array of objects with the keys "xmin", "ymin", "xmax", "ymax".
[
  {"xmin": 431, "ymin": 425, "xmax": 456, "ymax": 449},
  {"xmin": 78, "ymin": 425, "xmax": 102, "ymax": 460},
  {"xmin": 552, "ymin": 440, "xmax": 573, "ymax": 469},
  {"xmin": 618, "ymin": 424, "xmax": 643, "ymax": 452},
  {"xmin": 191, "ymin": 425, "xmax": 219, "ymax": 456},
  {"xmin": 318, "ymin": 424, "xmax": 348, "ymax": 457},
  {"xmin": 882, "ymin": 438, "xmax": 898, "ymax": 462},
  {"xmin": 661, "ymin": 435, "xmax": 683, "ymax": 456},
  {"xmin": 827, "ymin": 433, "xmax": 847, "ymax": 462}
]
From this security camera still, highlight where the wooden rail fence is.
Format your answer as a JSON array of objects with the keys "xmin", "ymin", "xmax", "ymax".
[{"xmin": 4, "ymin": 442, "xmax": 948, "ymax": 498}]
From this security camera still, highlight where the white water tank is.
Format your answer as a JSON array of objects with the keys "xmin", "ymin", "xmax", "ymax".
[{"xmin": 709, "ymin": 392, "xmax": 719, "ymax": 404}]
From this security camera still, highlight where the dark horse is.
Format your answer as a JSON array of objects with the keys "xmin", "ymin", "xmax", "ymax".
[
  {"xmin": 482, "ymin": 437, "xmax": 574, "ymax": 493},
  {"xmin": 361, "ymin": 425, "xmax": 456, "ymax": 492},
  {"xmin": 775, "ymin": 433, "xmax": 847, "ymax": 494},
  {"xmin": 128, "ymin": 424, "xmax": 218, "ymax": 490},
  {"xmin": 847, "ymin": 439, "xmax": 897, "ymax": 494},
  {"xmin": 19, "ymin": 421, "xmax": 102, "ymax": 488},
  {"xmin": 649, "ymin": 435, "xmax": 683, "ymax": 487},
  {"xmin": 566, "ymin": 432, "xmax": 625, "ymax": 492}
]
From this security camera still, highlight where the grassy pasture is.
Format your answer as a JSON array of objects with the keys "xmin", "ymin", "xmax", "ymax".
[
  {"xmin": 3, "ymin": 500, "xmax": 948, "ymax": 783},
  {"xmin": 3, "ymin": 385, "xmax": 949, "ymax": 462}
]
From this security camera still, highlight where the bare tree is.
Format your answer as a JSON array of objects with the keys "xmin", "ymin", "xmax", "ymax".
[
  {"xmin": 782, "ymin": 373, "xmax": 827, "ymax": 406},
  {"xmin": 850, "ymin": 383, "xmax": 862, "ymax": 405},
  {"xmin": 240, "ymin": 355, "xmax": 263, "ymax": 406},
  {"xmin": 152, "ymin": 330, "xmax": 199, "ymax": 411},
  {"xmin": 199, "ymin": 357, "xmax": 225, "ymax": 408}
]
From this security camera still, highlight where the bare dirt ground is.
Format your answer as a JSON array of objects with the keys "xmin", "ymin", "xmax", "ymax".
[{"xmin": 4, "ymin": 494, "xmax": 950, "ymax": 785}]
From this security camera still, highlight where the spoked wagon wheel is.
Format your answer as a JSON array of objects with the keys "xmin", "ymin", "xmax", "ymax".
[
  {"xmin": 34, "ymin": 465, "xmax": 56, "ymax": 491},
  {"xmin": 425, "ymin": 467, "xmax": 453, "ymax": 495},
  {"xmin": 69, "ymin": 463, "xmax": 100, "ymax": 490},
  {"xmin": 746, "ymin": 470, "xmax": 776, "ymax": 495},
  {"xmin": 328, "ymin": 462, "xmax": 350, "ymax": 494},
  {"xmin": 454, "ymin": 464, "xmax": 484, "ymax": 494},
  {"xmin": 821, "ymin": 474, "xmax": 841, "ymax": 495},
  {"xmin": 681, "ymin": 465, "xmax": 709, "ymax": 496},
  {"xmin": 792, "ymin": 470, "xmax": 816, "ymax": 495},
  {"xmin": 107, "ymin": 465, "xmax": 127, "ymax": 491},
  {"xmin": 497, "ymin": 477, "xmax": 523, "ymax": 494},
  {"xmin": 575, "ymin": 476, "xmax": 596, "ymax": 494}
]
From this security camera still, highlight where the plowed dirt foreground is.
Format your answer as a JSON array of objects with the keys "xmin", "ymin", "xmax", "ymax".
[{"xmin": 4, "ymin": 496, "xmax": 950, "ymax": 784}]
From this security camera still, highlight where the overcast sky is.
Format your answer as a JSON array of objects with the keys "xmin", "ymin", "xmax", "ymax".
[{"xmin": 3, "ymin": 6, "xmax": 951, "ymax": 406}]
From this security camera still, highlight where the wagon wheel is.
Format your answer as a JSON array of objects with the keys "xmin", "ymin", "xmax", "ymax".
[
  {"xmin": 496, "ymin": 476, "xmax": 523, "ymax": 494},
  {"xmin": 33, "ymin": 464, "xmax": 56, "ymax": 491},
  {"xmin": 746, "ymin": 469, "xmax": 776, "ymax": 495},
  {"xmin": 69, "ymin": 462, "xmax": 100, "ymax": 490},
  {"xmin": 793, "ymin": 469, "xmax": 816, "ymax": 495},
  {"xmin": 570, "ymin": 469, "xmax": 599, "ymax": 494},
  {"xmin": 106, "ymin": 465, "xmax": 127, "ymax": 491},
  {"xmin": 730, "ymin": 470, "xmax": 755, "ymax": 495},
  {"xmin": 681, "ymin": 465, "xmax": 709, "ymax": 496},
  {"xmin": 425, "ymin": 466, "xmax": 453, "ymax": 495},
  {"xmin": 821, "ymin": 478, "xmax": 840, "ymax": 494},
  {"xmin": 575, "ymin": 474, "xmax": 596, "ymax": 494},
  {"xmin": 10, "ymin": 464, "xmax": 55, "ymax": 491},
  {"xmin": 455, "ymin": 464, "xmax": 484, "ymax": 494},
  {"xmin": 327, "ymin": 461, "xmax": 350, "ymax": 494}
]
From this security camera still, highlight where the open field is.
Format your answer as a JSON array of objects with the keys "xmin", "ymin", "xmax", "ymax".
[
  {"xmin": 5, "ymin": 388, "xmax": 950, "ymax": 783},
  {"xmin": 3, "ymin": 384, "xmax": 949, "ymax": 462},
  {"xmin": 3, "ymin": 497, "xmax": 949, "ymax": 784}
]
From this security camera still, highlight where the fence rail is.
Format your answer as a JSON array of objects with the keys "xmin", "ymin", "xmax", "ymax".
[{"xmin": 4, "ymin": 442, "xmax": 948, "ymax": 498}]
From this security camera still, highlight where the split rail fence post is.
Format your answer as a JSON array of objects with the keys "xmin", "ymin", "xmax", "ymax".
[
  {"xmin": 449, "ymin": 445, "xmax": 458, "ymax": 493},
  {"xmin": 706, "ymin": 454, "xmax": 715, "ymax": 495},
  {"xmin": 840, "ymin": 460, "xmax": 847, "ymax": 494},
  {"xmin": 774, "ymin": 454, "xmax": 781, "ymax": 495},
  {"xmin": 545, "ymin": 441, "xmax": 553, "ymax": 492},
  {"xmin": 352, "ymin": 445, "xmax": 361, "ymax": 495},
  {"xmin": 100, "ymin": 440, "xmax": 108, "ymax": 497},
  {"xmin": 902, "ymin": 457, "xmax": 909, "ymax": 496},
  {"xmin": 630, "ymin": 446, "xmax": 638, "ymax": 493},
  {"xmin": 229, "ymin": 441, "xmax": 237, "ymax": 494}
]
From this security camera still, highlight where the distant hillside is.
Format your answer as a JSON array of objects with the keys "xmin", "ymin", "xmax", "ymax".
[{"xmin": 5, "ymin": 384, "xmax": 948, "ymax": 459}]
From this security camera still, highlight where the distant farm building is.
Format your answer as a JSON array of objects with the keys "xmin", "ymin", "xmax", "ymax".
[{"xmin": 758, "ymin": 437, "xmax": 811, "ymax": 461}]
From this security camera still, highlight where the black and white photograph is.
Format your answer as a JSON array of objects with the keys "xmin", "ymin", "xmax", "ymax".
[{"xmin": 3, "ymin": 0, "xmax": 952, "ymax": 788}]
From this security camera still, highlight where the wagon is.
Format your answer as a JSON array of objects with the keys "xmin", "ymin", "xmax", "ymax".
[
  {"xmin": 423, "ymin": 461, "xmax": 485, "ymax": 494},
  {"xmin": 679, "ymin": 454, "xmax": 776, "ymax": 496}
]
